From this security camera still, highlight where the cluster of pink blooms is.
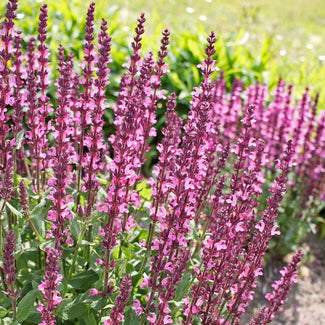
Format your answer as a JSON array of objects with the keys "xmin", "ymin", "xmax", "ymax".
[
  {"xmin": 215, "ymin": 75, "xmax": 325, "ymax": 205},
  {"xmin": 1, "ymin": 0, "xmax": 324, "ymax": 324}
]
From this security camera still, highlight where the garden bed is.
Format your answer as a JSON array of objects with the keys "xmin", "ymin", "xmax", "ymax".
[{"xmin": 242, "ymin": 234, "xmax": 325, "ymax": 324}]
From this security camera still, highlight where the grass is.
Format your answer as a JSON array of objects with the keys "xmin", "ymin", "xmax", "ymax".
[
  {"xmin": 110, "ymin": 0, "xmax": 325, "ymax": 101},
  {"xmin": 1, "ymin": 0, "xmax": 325, "ymax": 105}
]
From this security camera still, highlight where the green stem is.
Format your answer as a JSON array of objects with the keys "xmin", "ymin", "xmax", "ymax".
[
  {"xmin": 10, "ymin": 283, "xmax": 18, "ymax": 320},
  {"xmin": 0, "ymin": 267, "xmax": 6, "ymax": 292},
  {"xmin": 86, "ymin": 225, "xmax": 92, "ymax": 269},
  {"xmin": 214, "ymin": 299, "xmax": 228, "ymax": 324},
  {"xmin": 67, "ymin": 224, "xmax": 88, "ymax": 282},
  {"xmin": 62, "ymin": 259, "xmax": 67, "ymax": 278},
  {"xmin": 190, "ymin": 220, "xmax": 210, "ymax": 263},
  {"xmin": 118, "ymin": 237, "xmax": 124, "ymax": 259},
  {"xmin": 185, "ymin": 268, "xmax": 207, "ymax": 325},
  {"xmin": 139, "ymin": 221, "xmax": 156, "ymax": 274},
  {"xmin": 12, "ymin": 148, "xmax": 17, "ymax": 184},
  {"xmin": 76, "ymin": 165, "xmax": 82, "ymax": 206},
  {"xmin": 0, "ymin": 220, "xmax": 2, "ymax": 259},
  {"xmin": 36, "ymin": 157, "xmax": 41, "ymax": 199},
  {"xmin": 27, "ymin": 217, "xmax": 43, "ymax": 242},
  {"xmin": 0, "ymin": 200, "xmax": 7, "ymax": 258},
  {"xmin": 38, "ymin": 247, "xmax": 42, "ymax": 269}
]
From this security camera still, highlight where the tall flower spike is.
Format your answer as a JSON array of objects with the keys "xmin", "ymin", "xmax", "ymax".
[
  {"xmin": 46, "ymin": 46, "xmax": 74, "ymax": 248},
  {"xmin": 291, "ymin": 87, "xmax": 311, "ymax": 161},
  {"xmin": 25, "ymin": 37, "xmax": 44, "ymax": 193},
  {"xmin": 19, "ymin": 180, "xmax": 29, "ymax": 215},
  {"xmin": 130, "ymin": 13, "xmax": 145, "ymax": 75},
  {"xmin": 0, "ymin": 155, "xmax": 14, "ymax": 271},
  {"xmin": 0, "ymin": 155, "xmax": 14, "ymax": 202},
  {"xmin": 37, "ymin": 4, "xmax": 50, "ymax": 102},
  {"xmin": 0, "ymin": 0, "xmax": 18, "ymax": 165},
  {"xmin": 98, "ymin": 13, "xmax": 148, "ymax": 297},
  {"xmin": 82, "ymin": 18, "xmax": 111, "ymax": 218},
  {"xmin": 20, "ymin": 180, "xmax": 42, "ymax": 242},
  {"xmin": 37, "ymin": 247, "xmax": 62, "ymax": 325},
  {"xmin": 296, "ymin": 92, "xmax": 318, "ymax": 179},
  {"xmin": 149, "ymin": 92, "xmax": 182, "ymax": 223},
  {"xmin": 11, "ymin": 29, "xmax": 27, "ymax": 176},
  {"xmin": 12, "ymin": 30, "xmax": 24, "ymax": 137},
  {"xmin": 26, "ymin": 37, "xmax": 36, "ymax": 71},
  {"xmin": 223, "ymin": 140, "xmax": 294, "ymax": 323},
  {"xmin": 250, "ymin": 250, "xmax": 303, "ymax": 325},
  {"xmin": 25, "ymin": 67, "xmax": 41, "ymax": 192},
  {"xmin": 106, "ymin": 275, "xmax": 132, "ymax": 325},
  {"xmin": 133, "ymin": 28, "xmax": 171, "ymax": 176},
  {"xmin": 76, "ymin": 1, "xmax": 96, "ymax": 198},
  {"xmin": 39, "ymin": 47, "xmax": 74, "ymax": 324},
  {"xmin": 275, "ymin": 84, "xmax": 293, "ymax": 161},
  {"xmin": 37, "ymin": 3, "xmax": 52, "ymax": 191},
  {"xmin": 3, "ymin": 229, "xmax": 18, "ymax": 320},
  {"xmin": 142, "ymin": 32, "xmax": 218, "ymax": 320}
]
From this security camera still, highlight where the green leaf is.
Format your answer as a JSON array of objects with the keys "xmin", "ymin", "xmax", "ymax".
[
  {"xmin": 90, "ymin": 209, "xmax": 106, "ymax": 223},
  {"xmin": 69, "ymin": 270, "xmax": 99, "ymax": 290},
  {"xmin": 136, "ymin": 179, "xmax": 147, "ymax": 192},
  {"xmin": 124, "ymin": 307, "xmax": 140, "ymax": 325},
  {"xmin": 16, "ymin": 130, "xmax": 24, "ymax": 150},
  {"xmin": 0, "ymin": 318, "xmax": 21, "ymax": 325},
  {"xmin": 30, "ymin": 199, "xmax": 50, "ymax": 238},
  {"xmin": 138, "ymin": 230, "xmax": 149, "ymax": 242},
  {"xmin": 80, "ymin": 310, "xmax": 97, "ymax": 325},
  {"xmin": 0, "ymin": 306, "xmax": 9, "ymax": 318},
  {"xmin": 175, "ymin": 273, "xmax": 191, "ymax": 301},
  {"xmin": 6, "ymin": 202, "xmax": 23, "ymax": 218},
  {"xmin": 30, "ymin": 200, "xmax": 50, "ymax": 238},
  {"xmin": 85, "ymin": 295, "xmax": 107, "ymax": 311},
  {"xmin": 132, "ymin": 273, "xmax": 143, "ymax": 288},
  {"xmin": 60, "ymin": 299, "xmax": 87, "ymax": 320},
  {"xmin": 17, "ymin": 289, "xmax": 38, "ymax": 322},
  {"xmin": 39, "ymin": 240, "xmax": 55, "ymax": 251},
  {"xmin": 79, "ymin": 240, "xmax": 96, "ymax": 246},
  {"xmin": 16, "ymin": 247, "xmax": 38, "ymax": 270},
  {"xmin": 111, "ymin": 247, "xmax": 119, "ymax": 260},
  {"xmin": 24, "ymin": 306, "xmax": 41, "ymax": 323},
  {"xmin": 70, "ymin": 217, "xmax": 81, "ymax": 239},
  {"xmin": 31, "ymin": 199, "xmax": 50, "ymax": 216},
  {"xmin": 122, "ymin": 246, "xmax": 132, "ymax": 260},
  {"xmin": 187, "ymin": 39, "xmax": 204, "ymax": 60},
  {"xmin": 115, "ymin": 259, "xmax": 127, "ymax": 277},
  {"xmin": 126, "ymin": 262, "xmax": 134, "ymax": 274},
  {"xmin": 136, "ymin": 179, "xmax": 151, "ymax": 201}
]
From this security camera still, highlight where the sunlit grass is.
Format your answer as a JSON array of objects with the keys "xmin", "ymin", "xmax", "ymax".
[{"xmin": 1, "ymin": 0, "xmax": 325, "ymax": 106}]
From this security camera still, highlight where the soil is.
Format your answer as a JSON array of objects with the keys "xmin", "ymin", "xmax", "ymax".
[{"xmin": 241, "ymin": 234, "xmax": 325, "ymax": 324}]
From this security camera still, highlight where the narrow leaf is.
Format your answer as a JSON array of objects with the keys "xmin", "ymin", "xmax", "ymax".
[
  {"xmin": 175, "ymin": 273, "xmax": 191, "ymax": 301},
  {"xmin": 16, "ymin": 130, "xmax": 24, "ymax": 150},
  {"xmin": 6, "ymin": 202, "xmax": 23, "ymax": 218}
]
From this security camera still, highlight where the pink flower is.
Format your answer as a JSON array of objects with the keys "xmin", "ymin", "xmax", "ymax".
[
  {"xmin": 235, "ymin": 222, "xmax": 245, "ymax": 232},
  {"xmin": 147, "ymin": 313, "xmax": 157, "ymax": 323},
  {"xmin": 163, "ymin": 315, "xmax": 173, "ymax": 324},
  {"xmin": 133, "ymin": 299, "xmax": 144, "ymax": 316},
  {"xmin": 89, "ymin": 288, "xmax": 102, "ymax": 296}
]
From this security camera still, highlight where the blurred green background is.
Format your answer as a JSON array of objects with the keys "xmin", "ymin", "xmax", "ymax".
[{"xmin": 1, "ymin": 0, "xmax": 325, "ymax": 104}]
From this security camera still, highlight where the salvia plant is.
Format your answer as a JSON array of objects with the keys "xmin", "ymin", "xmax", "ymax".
[{"xmin": 0, "ymin": 0, "xmax": 324, "ymax": 324}]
